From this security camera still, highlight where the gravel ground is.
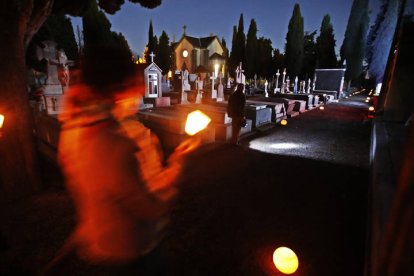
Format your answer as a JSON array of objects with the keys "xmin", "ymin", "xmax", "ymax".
[{"xmin": 0, "ymin": 94, "xmax": 371, "ymax": 276}]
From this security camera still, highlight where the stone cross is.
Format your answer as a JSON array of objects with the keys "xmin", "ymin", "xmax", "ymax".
[
  {"xmin": 235, "ymin": 62, "xmax": 245, "ymax": 84},
  {"xmin": 281, "ymin": 68, "xmax": 287, "ymax": 93},
  {"xmin": 274, "ymin": 69, "xmax": 280, "ymax": 93},
  {"xmin": 210, "ymin": 73, "xmax": 217, "ymax": 99},
  {"xmin": 264, "ymin": 80, "xmax": 269, "ymax": 98},
  {"xmin": 150, "ymin": 52, "xmax": 156, "ymax": 63}
]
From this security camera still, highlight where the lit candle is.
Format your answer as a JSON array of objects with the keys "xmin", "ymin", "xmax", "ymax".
[{"xmin": 185, "ymin": 110, "xmax": 211, "ymax": 136}]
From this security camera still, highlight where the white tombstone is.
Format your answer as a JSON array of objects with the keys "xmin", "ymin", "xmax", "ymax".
[
  {"xmin": 210, "ymin": 73, "xmax": 217, "ymax": 99},
  {"xmin": 294, "ymin": 76, "xmax": 298, "ymax": 94},
  {"xmin": 274, "ymin": 69, "xmax": 280, "ymax": 93},
  {"xmin": 217, "ymin": 72, "xmax": 224, "ymax": 101},
  {"xmin": 35, "ymin": 40, "xmax": 73, "ymax": 95},
  {"xmin": 286, "ymin": 76, "xmax": 290, "ymax": 93},
  {"xmin": 264, "ymin": 80, "xmax": 269, "ymax": 97},
  {"xmin": 196, "ymin": 77, "xmax": 203, "ymax": 104},
  {"xmin": 182, "ymin": 70, "xmax": 191, "ymax": 92},
  {"xmin": 235, "ymin": 62, "xmax": 246, "ymax": 85},
  {"xmin": 226, "ymin": 77, "xmax": 232, "ymax": 88},
  {"xmin": 281, "ymin": 68, "xmax": 287, "ymax": 93},
  {"xmin": 307, "ymin": 78, "xmax": 311, "ymax": 93}
]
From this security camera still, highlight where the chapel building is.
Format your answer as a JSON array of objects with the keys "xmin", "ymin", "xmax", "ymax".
[{"xmin": 173, "ymin": 32, "xmax": 226, "ymax": 75}]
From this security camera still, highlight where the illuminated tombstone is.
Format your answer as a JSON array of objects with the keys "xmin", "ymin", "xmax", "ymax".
[
  {"xmin": 185, "ymin": 110, "xmax": 211, "ymax": 136},
  {"xmin": 273, "ymin": 246, "xmax": 299, "ymax": 274}
]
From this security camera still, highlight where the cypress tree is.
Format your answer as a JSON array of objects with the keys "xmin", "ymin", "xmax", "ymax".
[
  {"xmin": 341, "ymin": 0, "xmax": 369, "ymax": 82},
  {"xmin": 257, "ymin": 37, "xmax": 273, "ymax": 79},
  {"xmin": 245, "ymin": 19, "xmax": 258, "ymax": 78},
  {"xmin": 303, "ymin": 31, "xmax": 317, "ymax": 78},
  {"xmin": 316, "ymin": 15, "xmax": 337, "ymax": 68},
  {"xmin": 229, "ymin": 25, "xmax": 238, "ymax": 77},
  {"xmin": 146, "ymin": 20, "xmax": 158, "ymax": 63},
  {"xmin": 82, "ymin": 0, "xmax": 113, "ymax": 52},
  {"xmin": 221, "ymin": 37, "xmax": 229, "ymax": 75},
  {"xmin": 368, "ymin": 0, "xmax": 400, "ymax": 83},
  {"xmin": 285, "ymin": 3, "xmax": 304, "ymax": 79},
  {"xmin": 236, "ymin": 13, "xmax": 246, "ymax": 68},
  {"xmin": 157, "ymin": 31, "xmax": 172, "ymax": 73}
]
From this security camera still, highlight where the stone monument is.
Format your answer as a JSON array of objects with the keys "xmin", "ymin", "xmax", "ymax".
[
  {"xmin": 217, "ymin": 72, "xmax": 224, "ymax": 101},
  {"xmin": 274, "ymin": 69, "xmax": 280, "ymax": 93},
  {"xmin": 264, "ymin": 80, "xmax": 269, "ymax": 97}
]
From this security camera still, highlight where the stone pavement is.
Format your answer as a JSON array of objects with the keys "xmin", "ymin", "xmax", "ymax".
[{"xmin": 0, "ymin": 94, "xmax": 372, "ymax": 275}]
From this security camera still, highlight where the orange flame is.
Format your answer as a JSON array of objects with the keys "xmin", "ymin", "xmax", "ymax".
[
  {"xmin": 0, "ymin": 114, "xmax": 4, "ymax": 129},
  {"xmin": 185, "ymin": 110, "xmax": 211, "ymax": 136}
]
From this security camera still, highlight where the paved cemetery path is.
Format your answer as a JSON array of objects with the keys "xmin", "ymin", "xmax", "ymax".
[{"xmin": 0, "ymin": 94, "xmax": 372, "ymax": 275}]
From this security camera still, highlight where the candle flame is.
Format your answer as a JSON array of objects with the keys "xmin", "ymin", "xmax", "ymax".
[
  {"xmin": 185, "ymin": 110, "xmax": 211, "ymax": 136},
  {"xmin": 0, "ymin": 114, "xmax": 4, "ymax": 129},
  {"xmin": 273, "ymin": 246, "xmax": 299, "ymax": 274}
]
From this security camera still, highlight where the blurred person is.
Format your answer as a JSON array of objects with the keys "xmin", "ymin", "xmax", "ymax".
[
  {"xmin": 227, "ymin": 83, "xmax": 246, "ymax": 144},
  {"xmin": 51, "ymin": 45, "xmax": 199, "ymax": 275}
]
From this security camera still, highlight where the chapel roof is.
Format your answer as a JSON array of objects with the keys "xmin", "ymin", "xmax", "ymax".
[{"xmin": 174, "ymin": 35, "xmax": 220, "ymax": 49}]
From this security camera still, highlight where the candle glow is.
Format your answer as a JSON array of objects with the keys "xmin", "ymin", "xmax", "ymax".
[{"xmin": 185, "ymin": 110, "xmax": 211, "ymax": 136}]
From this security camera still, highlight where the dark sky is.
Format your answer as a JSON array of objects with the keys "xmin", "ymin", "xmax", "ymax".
[{"xmin": 72, "ymin": 0, "xmax": 381, "ymax": 56}]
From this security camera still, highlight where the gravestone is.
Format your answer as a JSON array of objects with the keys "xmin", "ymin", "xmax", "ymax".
[
  {"xmin": 33, "ymin": 40, "xmax": 74, "ymax": 115},
  {"xmin": 235, "ymin": 62, "xmax": 246, "ymax": 84},
  {"xmin": 210, "ymin": 73, "xmax": 217, "ymax": 99},
  {"xmin": 195, "ymin": 77, "xmax": 203, "ymax": 104},
  {"xmin": 307, "ymin": 78, "xmax": 311, "ymax": 93},
  {"xmin": 264, "ymin": 80, "xmax": 269, "ymax": 97},
  {"xmin": 247, "ymin": 99, "xmax": 286, "ymax": 123},
  {"xmin": 274, "ymin": 69, "xmax": 281, "ymax": 93},
  {"xmin": 281, "ymin": 68, "xmax": 287, "ymax": 93},
  {"xmin": 294, "ymin": 76, "xmax": 298, "ymax": 94},
  {"xmin": 217, "ymin": 72, "xmax": 224, "ymax": 101}
]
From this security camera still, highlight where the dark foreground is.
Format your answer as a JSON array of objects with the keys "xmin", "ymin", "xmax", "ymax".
[{"xmin": 0, "ymin": 95, "xmax": 371, "ymax": 275}]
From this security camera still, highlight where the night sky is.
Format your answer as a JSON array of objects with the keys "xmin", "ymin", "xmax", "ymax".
[{"xmin": 71, "ymin": 0, "xmax": 381, "ymax": 56}]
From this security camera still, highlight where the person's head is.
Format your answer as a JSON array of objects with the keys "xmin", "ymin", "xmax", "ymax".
[{"xmin": 234, "ymin": 83, "xmax": 245, "ymax": 93}]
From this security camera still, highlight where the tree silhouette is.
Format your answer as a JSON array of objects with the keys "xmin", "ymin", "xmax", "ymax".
[
  {"xmin": 341, "ymin": 0, "xmax": 369, "ymax": 82},
  {"xmin": 367, "ymin": 0, "xmax": 400, "ymax": 83},
  {"xmin": 245, "ymin": 19, "xmax": 258, "ymax": 79},
  {"xmin": 316, "ymin": 15, "xmax": 337, "ymax": 68},
  {"xmin": 157, "ymin": 30, "xmax": 172, "ymax": 73},
  {"xmin": 285, "ymin": 3, "xmax": 304, "ymax": 79},
  {"xmin": 229, "ymin": 25, "xmax": 238, "ymax": 77},
  {"xmin": 146, "ymin": 20, "xmax": 158, "ymax": 63},
  {"xmin": 303, "ymin": 30, "xmax": 317, "ymax": 79}
]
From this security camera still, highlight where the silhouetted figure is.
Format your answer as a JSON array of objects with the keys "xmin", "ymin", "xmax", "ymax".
[
  {"xmin": 227, "ymin": 83, "xmax": 246, "ymax": 144},
  {"xmin": 51, "ymin": 45, "xmax": 199, "ymax": 275}
]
